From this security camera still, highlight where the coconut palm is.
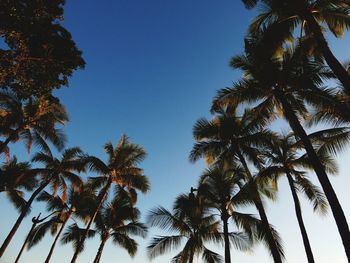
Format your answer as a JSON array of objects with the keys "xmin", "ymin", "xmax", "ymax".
[
  {"xmin": 69, "ymin": 135, "xmax": 150, "ymax": 263},
  {"xmin": 0, "ymin": 157, "xmax": 37, "ymax": 211},
  {"xmin": 213, "ymin": 39, "xmax": 350, "ymax": 258},
  {"xmin": 258, "ymin": 132, "xmax": 336, "ymax": 263},
  {"xmin": 190, "ymin": 105, "xmax": 284, "ymax": 263},
  {"xmin": 148, "ymin": 193, "xmax": 226, "ymax": 263},
  {"xmin": 26, "ymin": 187, "xmax": 97, "ymax": 263},
  {"xmin": 14, "ymin": 212, "xmax": 60, "ymax": 263},
  {"xmin": 198, "ymin": 165, "xmax": 280, "ymax": 263},
  {"xmin": 63, "ymin": 193, "xmax": 147, "ymax": 263},
  {"xmin": 0, "ymin": 147, "xmax": 85, "ymax": 257},
  {"xmin": 0, "ymin": 90, "xmax": 68, "ymax": 155},
  {"xmin": 243, "ymin": 0, "xmax": 350, "ymax": 92}
]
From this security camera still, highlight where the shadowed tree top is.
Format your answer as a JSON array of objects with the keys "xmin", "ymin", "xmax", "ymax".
[{"xmin": 0, "ymin": 0, "xmax": 85, "ymax": 98}]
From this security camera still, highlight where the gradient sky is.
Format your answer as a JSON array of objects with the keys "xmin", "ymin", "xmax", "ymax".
[{"xmin": 1, "ymin": 0, "xmax": 350, "ymax": 262}]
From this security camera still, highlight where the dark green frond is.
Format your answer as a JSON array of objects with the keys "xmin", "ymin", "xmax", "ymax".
[{"xmin": 147, "ymin": 235, "xmax": 184, "ymax": 260}]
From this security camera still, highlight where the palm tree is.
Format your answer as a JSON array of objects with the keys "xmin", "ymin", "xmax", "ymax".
[
  {"xmin": 243, "ymin": 0, "xmax": 350, "ymax": 91},
  {"xmin": 148, "ymin": 193, "xmax": 228, "ymax": 263},
  {"xmin": 0, "ymin": 90, "xmax": 68, "ymax": 155},
  {"xmin": 26, "ymin": 187, "xmax": 97, "ymax": 263},
  {"xmin": 258, "ymin": 132, "xmax": 336, "ymax": 263},
  {"xmin": 0, "ymin": 147, "xmax": 85, "ymax": 257},
  {"xmin": 69, "ymin": 135, "xmax": 150, "ymax": 263},
  {"xmin": 190, "ymin": 106, "xmax": 284, "ymax": 263},
  {"xmin": 198, "ymin": 165, "xmax": 278, "ymax": 263},
  {"xmin": 14, "ymin": 212, "xmax": 60, "ymax": 263},
  {"xmin": 0, "ymin": 157, "xmax": 37, "ymax": 211},
  {"xmin": 213, "ymin": 38, "xmax": 350, "ymax": 259},
  {"xmin": 63, "ymin": 193, "xmax": 147, "ymax": 263}
]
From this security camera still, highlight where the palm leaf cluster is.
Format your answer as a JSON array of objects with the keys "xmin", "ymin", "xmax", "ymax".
[{"xmin": 0, "ymin": 124, "xmax": 150, "ymax": 263}]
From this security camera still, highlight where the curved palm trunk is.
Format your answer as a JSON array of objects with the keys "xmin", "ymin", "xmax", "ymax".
[
  {"xmin": 296, "ymin": 0, "xmax": 350, "ymax": 92},
  {"xmin": 237, "ymin": 152, "xmax": 283, "ymax": 263},
  {"xmin": 0, "ymin": 180, "xmax": 50, "ymax": 257},
  {"xmin": 286, "ymin": 172, "xmax": 315, "ymax": 263},
  {"xmin": 92, "ymin": 235, "xmax": 109, "ymax": 263},
  {"xmin": 44, "ymin": 209, "xmax": 73, "ymax": 263},
  {"xmin": 278, "ymin": 92, "xmax": 350, "ymax": 260},
  {"xmin": 14, "ymin": 214, "xmax": 40, "ymax": 263},
  {"xmin": 222, "ymin": 212, "xmax": 231, "ymax": 263},
  {"xmin": 70, "ymin": 179, "xmax": 111, "ymax": 263}
]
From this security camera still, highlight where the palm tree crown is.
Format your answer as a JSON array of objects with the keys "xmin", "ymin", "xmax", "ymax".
[
  {"xmin": 148, "ymin": 193, "xmax": 225, "ymax": 263},
  {"xmin": 70, "ymin": 135, "xmax": 150, "ymax": 263},
  {"xmin": 0, "ymin": 91, "xmax": 68, "ymax": 155}
]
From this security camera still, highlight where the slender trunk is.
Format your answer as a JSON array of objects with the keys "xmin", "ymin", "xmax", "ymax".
[
  {"xmin": 188, "ymin": 249, "xmax": 194, "ymax": 263},
  {"xmin": 70, "ymin": 179, "xmax": 111, "ymax": 263},
  {"xmin": 14, "ymin": 214, "xmax": 40, "ymax": 263},
  {"xmin": 44, "ymin": 209, "xmax": 73, "ymax": 263},
  {"xmin": 0, "ymin": 180, "xmax": 50, "ymax": 257},
  {"xmin": 296, "ymin": 0, "xmax": 350, "ymax": 93},
  {"xmin": 92, "ymin": 235, "xmax": 108, "ymax": 263},
  {"xmin": 286, "ymin": 172, "xmax": 315, "ymax": 263},
  {"xmin": 278, "ymin": 91, "xmax": 350, "ymax": 261},
  {"xmin": 237, "ymin": 152, "xmax": 283, "ymax": 263},
  {"xmin": 222, "ymin": 213, "xmax": 231, "ymax": 263}
]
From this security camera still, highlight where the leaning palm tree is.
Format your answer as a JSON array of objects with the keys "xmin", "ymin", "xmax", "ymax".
[
  {"xmin": 213, "ymin": 38, "xmax": 350, "ymax": 258},
  {"xmin": 26, "ymin": 186, "xmax": 97, "ymax": 263},
  {"xmin": 258, "ymin": 132, "xmax": 337, "ymax": 263},
  {"xmin": 69, "ymin": 135, "xmax": 150, "ymax": 263},
  {"xmin": 63, "ymin": 193, "xmax": 147, "ymax": 263},
  {"xmin": 0, "ymin": 147, "xmax": 85, "ymax": 257},
  {"xmin": 148, "ymin": 193, "xmax": 228, "ymax": 263},
  {"xmin": 244, "ymin": 0, "xmax": 350, "ymax": 91},
  {"xmin": 198, "ymin": 165, "xmax": 279, "ymax": 263},
  {"xmin": 190, "ymin": 105, "xmax": 284, "ymax": 263},
  {"xmin": 0, "ymin": 157, "xmax": 37, "ymax": 211},
  {"xmin": 15, "ymin": 211, "xmax": 61, "ymax": 263},
  {"xmin": 0, "ymin": 90, "xmax": 68, "ymax": 154}
]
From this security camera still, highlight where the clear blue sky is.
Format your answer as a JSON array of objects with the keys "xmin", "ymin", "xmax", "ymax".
[{"xmin": 1, "ymin": 0, "xmax": 350, "ymax": 262}]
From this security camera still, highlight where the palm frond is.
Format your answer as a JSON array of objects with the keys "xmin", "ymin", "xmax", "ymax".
[
  {"xmin": 147, "ymin": 235, "xmax": 184, "ymax": 260},
  {"xmin": 201, "ymin": 247, "xmax": 223, "ymax": 263}
]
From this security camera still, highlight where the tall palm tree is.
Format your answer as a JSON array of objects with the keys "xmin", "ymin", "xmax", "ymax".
[
  {"xmin": 0, "ymin": 157, "xmax": 37, "ymax": 211},
  {"xmin": 190, "ymin": 106, "xmax": 284, "ymax": 263},
  {"xmin": 26, "ymin": 187, "xmax": 97, "ymax": 263},
  {"xmin": 243, "ymin": 0, "xmax": 350, "ymax": 91},
  {"xmin": 148, "ymin": 193, "xmax": 233, "ymax": 263},
  {"xmin": 213, "ymin": 39, "xmax": 350, "ymax": 259},
  {"xmin": 198, "ymin": 165, "xmax": 279, "ymax": 263},
  {"xmin": 0, "ymin": 147, "xmax": 85, "ymax": 257},
  {"xmin": 63, "ymin": 194, "xmax": 147, "ymax": 263},
  {"xmin": 258, "ymin": 132, "xmax": 337, "ymax": 263},
  {"xmin": 0, "ymin": 91, "xmax": 68, "ymax": 155},
  {"xmin": 69, "ymin": 135, "xmax": 150, "ymax": 263}
]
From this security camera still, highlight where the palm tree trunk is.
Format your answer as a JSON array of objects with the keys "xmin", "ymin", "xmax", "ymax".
[
  {"xmin": 296, "ymin": 0, "xmax": 350, "ymax": 93},
  {"xmin": 0, "ymin": 180, "xmax": 50, "ymax": 257},
  {"xmin": 92, "ymin": 235, "xmax": 108, "ymax": 263},
  {"xmin": 70, "ymin": 179, "xmax": 111, "ymax": 263},
  {"xmin": 189, "ymin": 249, "xmax": 194, "ymax": 263},
  {"xmin": 44, "ymin": 209, "xmax": 73, "ymax": 263},
  {"xmin": 286, "ymin": 172, "xmax": 315, "ymax": 263},
  {"xmin": 14, "ymin": 214, "xmax": 40, "ymax": 263},
  {"xmin": 222, "ymin": 212, "xmax": 231, "ymax": 263},
  {"xmin": 278, "ymin": 92, "xmax": 350, "ymax": 260},
  {"xmin": 237, "ymin": 152, "xmax": 283, "ymax": 263}
]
